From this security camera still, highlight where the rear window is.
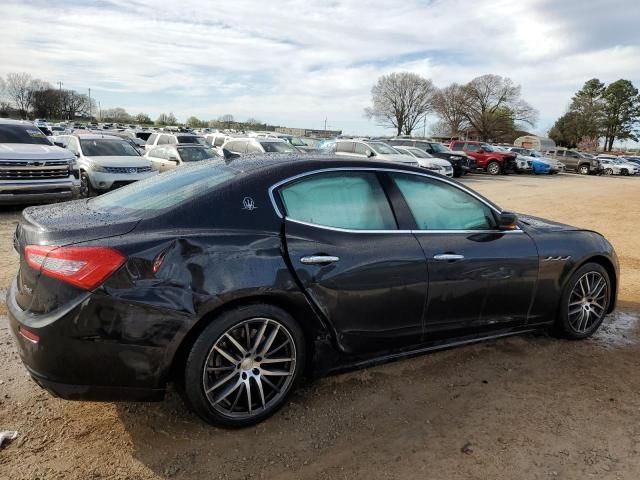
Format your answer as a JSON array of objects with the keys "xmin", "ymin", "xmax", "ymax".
[
  {"xmin": 177, "ymin": 135, "xmax": 206, "ymax": 145},
  {"xmin": 0, "ymin": 124, "xmax": 52, "ymax": 145},
  {"xmin": 177, "ymin": 146, "xmax": 219, "ymax": 162},
  {"xmin": 90, "ymin": 162, "xmax": 235, "ymax": 212}
]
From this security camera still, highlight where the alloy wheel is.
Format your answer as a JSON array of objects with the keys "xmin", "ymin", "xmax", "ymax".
[
  {"xmin": 579, "ymin": 165, "xmax": 589, "ymax": 175},
  {"xmin": 202, "ymin": 318, "xmax": 297, "ymax": 419},
  {"xmin": 605, "ymin": 168, "xmax": 613, "ymax": 175},
  {"xmin": 487, "ymin": 162, "xmax": 500, "ymax": 175},
  {"xmin": 568, "ymin": 272, "xmax": 608, "ymax": 334}
]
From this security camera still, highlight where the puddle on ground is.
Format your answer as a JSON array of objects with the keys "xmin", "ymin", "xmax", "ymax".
[{"xmin": 591, "ymin": 310, "xmax": 640, "ymax": 348}]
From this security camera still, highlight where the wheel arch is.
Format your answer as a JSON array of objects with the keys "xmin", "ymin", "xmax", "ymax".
[{"xmin": 168, "ymin": 293, "xmax": 325, "ymax": 384}]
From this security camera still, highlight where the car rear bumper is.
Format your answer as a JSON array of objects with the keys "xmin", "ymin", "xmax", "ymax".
[
  {"xmin": 6, "ymin": 278, "xmax": 174, "ymax": 401},
  {"xmin": 0, "ymin": 178, "xmax": 79, "ymax": 204}
]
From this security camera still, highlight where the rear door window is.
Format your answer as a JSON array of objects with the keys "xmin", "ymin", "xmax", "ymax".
[
  {"xmin": 336, "ymin": 141, "xmax": 354, "ymax": 153},
  {"xmin": 279, "ymin": 172, "xmax": 396, "ymax": 230}
]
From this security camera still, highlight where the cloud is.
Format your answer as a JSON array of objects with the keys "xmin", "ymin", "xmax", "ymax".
[{"xmin": 0, "ymin": 0, "xmax": 638, "ymax": 135}]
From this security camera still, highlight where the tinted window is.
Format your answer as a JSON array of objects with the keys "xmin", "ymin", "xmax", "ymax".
[
  {"xmin": 136, "ymin": 132, "xmax": 152, "ymax": 141},
  {"xmin": 79, "ymin": 139, "xmax": 140, "ymax": 156},
  {"xmin": 90, "ymin": 162, "xmax": 236, "ymax": 212},
  {"xmin": 0, "ymin": 124, "xmax": 52, "ymax": 145},
  {"xmin": 177, "ymin": 146, "xmax": 219, "ymax": 162},
  {"xmin": 463, "ymin": 143, "xmax": 480, "ymax": 152},
  {"xmin": 336, "ymin": 141, "xmax": 354, "ymax": 153},
  {"xmin": 177, "ymin": 135, "xmax": 205, "ymax": 145},
  {"xmin": 391, "ymin": 173, "xmax": 496, "ymax": 230},
  {"xmin": 280, "ymin": 172, "xmax": 396, "ymax": 230},
  {"xmin": 259, "ymin": 141, "xmax": 295, "ymax": 153}
]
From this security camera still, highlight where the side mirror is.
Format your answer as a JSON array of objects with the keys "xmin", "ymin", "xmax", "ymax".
[
  {"xmin": 223, "ymin": 148, "xmax": 240, "ymax": 160},
  {"xmin": 367, "ymin": 150, "xmax": 375, "ymax": 158},
  {"xmin": 497, "ymin": 211, "xmax": 518, "ymax": 231}
]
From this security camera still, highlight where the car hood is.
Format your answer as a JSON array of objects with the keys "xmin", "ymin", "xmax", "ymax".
[
  {"xmin": 517, "ymin": 214, "xmax": 580, "ymax": 232},
  {"xmin": 0, "ymin": 143, "xmax": 74, "ymax": 161},
  {"xmin": 84, "ymin": 155, "xmax": 151, "ymax": 167}
]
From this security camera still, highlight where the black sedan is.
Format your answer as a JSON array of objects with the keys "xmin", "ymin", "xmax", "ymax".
[{"xmin": 8, "ymin": 155, "xmax": 618, "ymax": 427}]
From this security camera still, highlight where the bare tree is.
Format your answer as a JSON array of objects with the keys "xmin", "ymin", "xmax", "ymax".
[
  {"xmin": 5, "ymin": 73, "xmax": 35, "ymax": 118},
  {"xmin": 365, "ymin": 72, "xmax": 435, "ymax": 135},
  {"xmin": 433, "ymin": 83, "xmax": 468, "ymax": 137},
  {"xmin": 218, "ymin": 114, "xmax": 234, "ymax": 129},
  {"xmin": 462, "ymin": 74, "xmax": 538, "ymax": 141}
]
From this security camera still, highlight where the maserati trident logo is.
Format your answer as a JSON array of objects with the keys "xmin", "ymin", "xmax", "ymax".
[{"xmin": 242, "ymin": 197, "xmax": 256, "ymax": 211}]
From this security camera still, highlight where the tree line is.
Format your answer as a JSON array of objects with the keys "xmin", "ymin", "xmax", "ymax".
[
  {"xmin": 365, "ymin": 72, "xmax": 538, "ymax": 142},
  {"xmin": 549, "ymin": 78, "xmax": 640, "ymax": 151}
]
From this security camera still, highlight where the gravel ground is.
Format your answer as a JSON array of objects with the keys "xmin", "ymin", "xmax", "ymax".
[{"xmin": 1, "ymin": 172, "xmax": 639, "ymax": 480}]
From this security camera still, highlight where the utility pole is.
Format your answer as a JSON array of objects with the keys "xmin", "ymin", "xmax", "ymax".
[
  {"xmin": 324, "ymin": 117, "xmax": 327, "ymax": 133},
  {"xmin": 88, "ymin": 88, "xmax": 92, "ymax": 120},
  {"xmin": 423, "ymin": 116, "xmax": 426, "ymax": 138},
  {"xmin": 57, "ymin": 81, "xmax": 63, "ymax": 120}
]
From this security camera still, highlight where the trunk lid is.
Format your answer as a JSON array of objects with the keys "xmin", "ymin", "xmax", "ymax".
[{"xmin": 14, "ymin": 199, "xmax": 140, "ymax": 313}]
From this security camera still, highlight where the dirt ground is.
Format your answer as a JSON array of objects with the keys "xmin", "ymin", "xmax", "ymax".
[{"xmin": 1, "ymin": 173, "xmax": 639, "ymax": 480}]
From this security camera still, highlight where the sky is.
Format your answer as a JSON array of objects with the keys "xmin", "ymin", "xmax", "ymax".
[{"xmin": 1, "ymin": 0, "xmax": 639, "ymax": 137}]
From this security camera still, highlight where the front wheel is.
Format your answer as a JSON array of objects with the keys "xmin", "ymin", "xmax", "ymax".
[
  {"xmin": 183, "ymin": 304, "xmax": 305, "ymax": 427},
  {"xmin": 556, "ymin": 263, "xmax": 610, "ymax": 340},
  {"xmin": 80, "ymin": 172, "xmax": 95, "ymax": 197},
  {"xmin": 487, "ymin": 161, "xmax": 501, "ymax": 176},
  {"xmin": 578, "ymin": 164, "xmax": 590, "ymax": 175},
  {"xmin": 604, "ymin": 168, "xmax": 613, "ymax": 175}
]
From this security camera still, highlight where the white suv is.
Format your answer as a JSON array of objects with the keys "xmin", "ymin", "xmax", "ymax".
[
  {"xmin": 144, "ymin": 132, "xmax": 207, "ymax": 153},
  {"xmin": 55, "ymin": 134, "xmax": 157, "ymax": 196},
  {"xmin": 221, "ymin": 137, "xmax": 298, "ymax": 156}
]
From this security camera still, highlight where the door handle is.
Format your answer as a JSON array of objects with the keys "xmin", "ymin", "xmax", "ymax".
[
  {"xmin": 433, "ymin": 253, "xmax": 465, "ymax": 261},
  {"xmin": 300, "ymin": 255, "xmax": 340, "ymax": 265}
]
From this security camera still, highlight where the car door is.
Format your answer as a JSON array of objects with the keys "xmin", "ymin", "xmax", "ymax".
[
  {"xmin": 277, "ymin": 170, "xmax": 428, "ymax": 355},
  {"xmin": 386, "ymin": 172, "xmax": 539, "ymax": 339}
]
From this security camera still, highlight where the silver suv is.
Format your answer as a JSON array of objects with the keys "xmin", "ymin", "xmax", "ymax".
[
  {"xmin": 332, "ymin": 140, "xmax": 419, "ymax": 166},
  {"xmin": 145, "ymin": 132, "xmax": 207, "ymax": 153},
  {"xmin": 0, "ymin": 119, "xmax": 79, "ymax": 204}
]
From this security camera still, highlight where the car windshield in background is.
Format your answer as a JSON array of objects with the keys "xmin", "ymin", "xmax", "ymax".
[
  {"xmin": 368, "ymin": 142, "xmax": 398, "ymax": 155},
  {"xmin": 290, "ymin": 137, "xmax": 307, "ymax": 147},
  {"xmin": 429, "ymin": 143, "xmax": 450, "ymax": 153},
  {"xmin": 80, "ymin": 139, "xmax": 140, "ymax": 156},
  {"xmin": 260, "ymin": 141, "xmax": 296, "ymax": 153},
  {"xmin": 406, "ymin": 148, "xmax": 431, "ymax": 159},
  {"xmin": 136, "ymin": 132, "xmax": 152, "ymax": 140},
  {"xmin": 0, "ymin": 125, "xmax": 52, "ymax": 145},
  {"xmin": 177, "ymin": 146, "xmax": 219, "ymax": 162},
  {"xmin": 177, "ymin": 136, "xmax": 207, "ymax": 145},
  {"xmin": 90, "ymin": 162, "xmax": 235, "ymax": 213}
]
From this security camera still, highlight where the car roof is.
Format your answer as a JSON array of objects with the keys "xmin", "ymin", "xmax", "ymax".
[
  {"xmin": 0, "ymin": 118, "xmax": 36, "ymax": 126},
  {"xmin": 64, "ymin": 133, "xmax": 125, "ymax": 140}
]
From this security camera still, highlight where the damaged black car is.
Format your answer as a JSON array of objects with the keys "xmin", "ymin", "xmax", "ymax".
[{"xmin": 8, "ymin": 155, "xmax": 618, "ymax": 427}]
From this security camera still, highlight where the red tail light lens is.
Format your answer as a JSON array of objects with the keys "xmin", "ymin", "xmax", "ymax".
[{"xmin": 25, "ymin": 245, "xmax": 126, "ymax": 290}]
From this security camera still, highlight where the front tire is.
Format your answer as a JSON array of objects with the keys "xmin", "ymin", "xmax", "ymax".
[
  {"xmin": 80, "ymin": 171, "xmax": 95, "ymax": 197},
  {"xmin": 604, "ymin": 168, "xmax": 613, "ymax": 176},
  {"xmin": 487, "ymin": 161, "xmax": 501, "ymax": 176},
  {"xmin": 183, "ymin": 304, "xmax": 305, "ymax": 427},
  {"xmin": 557, "ymin": 263, "xmax": 610, "ymax": 340},
  {"xmin": 578, "ymin": 164, "xmax": 590, "ymax": 175}
]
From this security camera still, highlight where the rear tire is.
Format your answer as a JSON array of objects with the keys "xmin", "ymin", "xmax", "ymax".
[
  {"xmin": 487, "ymin": 161, "xmax": 501, "ymax": 176},
  {"xmin": 556, "ymin": 263, "xmax": 610, "ymax": 340},
  {"xmin": 604, "ymin": 168, "xmax": 613, "ymax": 176},
  {"xmin": 183, "ymin": 304, "xmax": 305, "ymax": 428}
]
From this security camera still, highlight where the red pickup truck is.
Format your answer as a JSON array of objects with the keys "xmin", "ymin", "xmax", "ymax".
[{"xmin": 449, "ymin": 141, "xmax": 517, "ymax": 175}]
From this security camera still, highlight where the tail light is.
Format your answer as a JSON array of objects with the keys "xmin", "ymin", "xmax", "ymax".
[{"xmin": 25, "ymin": 245, "xmax": 126, "ymax": 290}]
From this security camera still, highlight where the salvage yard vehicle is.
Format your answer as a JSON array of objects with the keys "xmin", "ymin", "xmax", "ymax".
[
  {"xmin": 393, "ymin": 146, "xmax": 454, "ymax": 176},
  {"xmin": 221, "ymin": 137, "xmax": 298, "ymax": 157},
  {"xmin": 0, "ymin": 119, "xmax": 79, "ymax": 204},
  {"xmin": 450, "ymin": 141, "xmax": 517, "ymax": 175},
  {"xmin": 550, "ymin": 149, "xmax": 601, "ymax": 175},
  {"xmin": 331, "ymin": 139, "xmax": 419, "ymax": 166},
  {"xmin": 145, "ymin": 145, "xmax": 220, "ymax": 172},
  {"xmin": 8, "ymin": 155, "xmax": 619, "ymax": 428},
  {"xmin": 144, "ymin": 132, "xmax": 207, "ymax": 153},
  {"xmin": 598, "ymin": 157, "xmax": 639, "ymax": 176},
  {"xmin": 385, "ymin": 138, "xmax": 473, "ymax": 177},
  {"xmin": 54, "ymin": 133, "xmax": 157, "ymax": 196}
]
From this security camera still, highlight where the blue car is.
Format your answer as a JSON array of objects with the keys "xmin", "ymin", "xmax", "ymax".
[{"xmin": 532, "ymin": 158, "xmax": 553, "ymax": 174}]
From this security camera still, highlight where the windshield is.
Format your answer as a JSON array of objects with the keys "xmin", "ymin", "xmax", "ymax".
[
  {"xmin": 177, "ymin": 135, "xmax": 207, "ymax": 145},
  {"xmin": 480, "ymin": 143, "xmax": 495, "ymax": 152},
  {"xmin": 406, "ymin": 148, "xmax": 431, "ymax": 159},
  {"xmin": 177, "ymin": 146, "xmax": 220, "ymax": 162},
  {"xmin": 90, "ymin": 162, "xmax": 235, "ymax": 212},
  {"xmin": 80, "ymin": 139, "xmax": 140, "ymax": 156},
  {"xmin": 0, "ymin": 124, "xmax": 52, "ymax": 145},
  {"xmin": 289, "ymin": 137, "xmax": 307, "ymax": 147},
  {"xmin": 429, "ymin": 143, "xmax": 450, "ymax": 153},
  {"xmin": 367, "ymin": 142, "xmax": 399, "ymax": 155},
  {"xmin": 260, "ymin": 141, "xmax": 296, "ymax": 153}
]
